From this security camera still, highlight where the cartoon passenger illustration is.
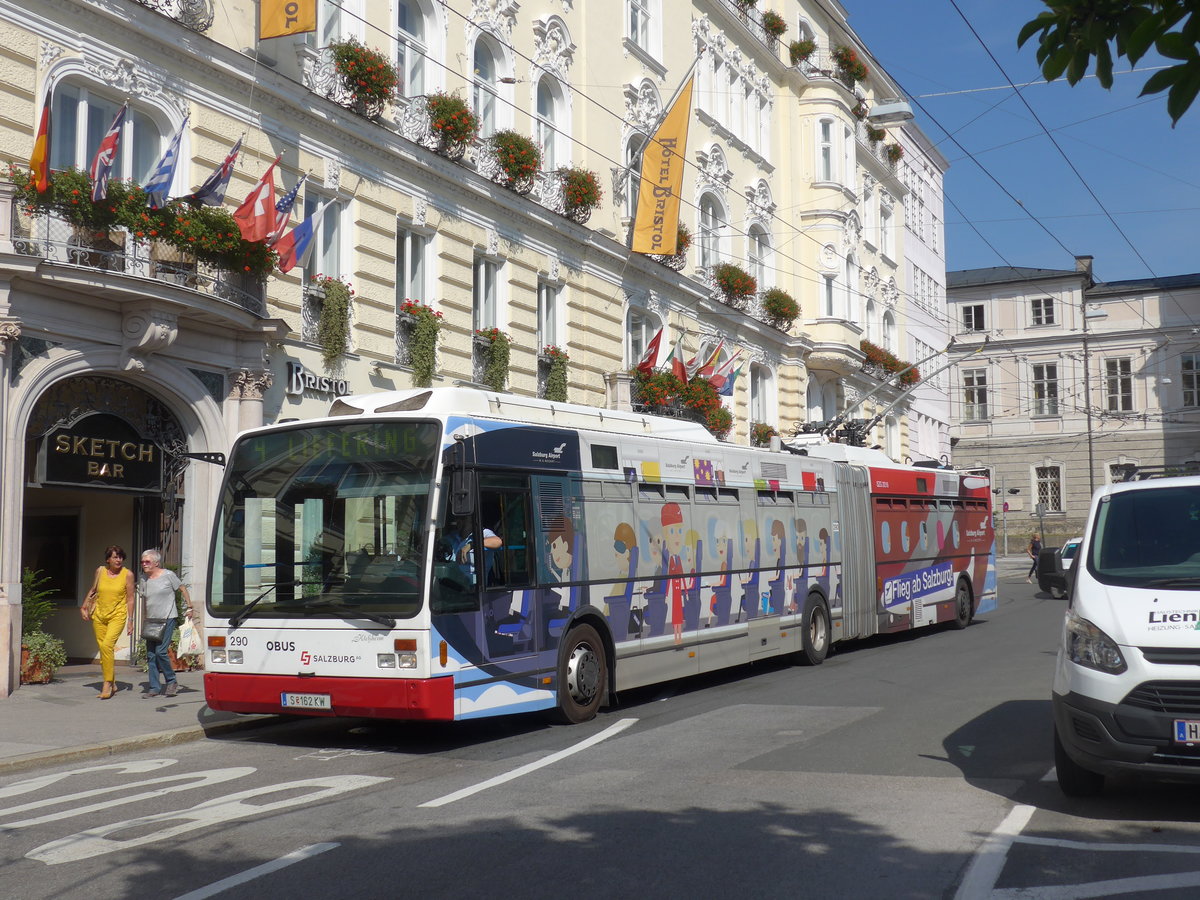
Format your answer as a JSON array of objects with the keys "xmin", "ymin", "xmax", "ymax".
[
  {"xmin": 709, "ymin": 529, "xmax": 733, "ymax": 626},
  {"xmin": 683, "ymin": 528, "xmax": 702, "ymax": 631},
  {"xmin": 606, "ymin": 522, "xmax": 641, "ymax": 639},
  {"xmin": 767, "ymin": 519, "xmax": 787, "ymax": 614},
  {"xmin": 787, "ymin": 517, "xmax": 810, "ymax": 613},
  {"xmin": 542, "ymin": 520, "xmax": 579, "ymax": 642},
  {"xmin": 662, "ymin": 502, "xmax": 687, "ymax": 644},
  {"xmin": 816, "ymin": 526, "xmax": 831, "ymax": 597},
  {"xmin": 641, "ymin": 526, "xmax": 668, "ymax": 637},
  {"xmin": 738, "ymin": 519, "xmax": 760, "ymax": 621}
]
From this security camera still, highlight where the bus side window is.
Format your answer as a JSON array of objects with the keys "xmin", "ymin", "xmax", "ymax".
[{"xmin": 479, "ymin": 478, "xmax": 535, "ymax": 589}]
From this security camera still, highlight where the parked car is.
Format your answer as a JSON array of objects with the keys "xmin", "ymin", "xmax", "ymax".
[
  {"xmin": 1052, "ymin": 474, "xmax": 1200, "ymax": 796},
  {"xmin": 1037, "ymin": 537, "xmax": 1082, "ymax": 599}
]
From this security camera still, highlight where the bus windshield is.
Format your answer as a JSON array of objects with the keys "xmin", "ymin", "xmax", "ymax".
[
  {"xmin": 210, "ymin": 421, "xmax": 441, "ymax": 619},
  {"xmin": 1090, "ymin": 484, "xmax": 1200, "ymax": 589}
]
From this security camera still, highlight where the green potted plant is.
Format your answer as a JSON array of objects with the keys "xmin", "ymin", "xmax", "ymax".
[
  {"xmin": 487, "ymin": 130, "xmax": 541, "ymax": 194},
  {"xmin": 885, "ymin": 142, "xmax": 904, "ymax": 164},
  {"xmin": 399, "ymin": 299, "xmax": 443, "ymax": 387},
  {"xmin": 329, "ymin": 37, "xmax": 399, "ymax": 119},
  {"xmin": 789, "ymin": 38, "xmax": 816, "ymax": 65},
  {"xmin": 474, "ymin": 326, "xmax": 512, "ymax": 391},
  {"xmin": 750, "ymin": 422, "xmax": 778, "ymax": 447},
  {"xmin": 761, "ymin": 287, "xmax": 799, "ymax": 330},
  {"xmin": 761, "ymin": 10, "xmax": 788, "ymax": 41},
  {"xmin": 866, "ymin": 124, "xmax": 886, "ymax": 144},
  {"xmin": 426, "ymin": 91, "xmax": 479, "ymax": 160},
  {"xmin": 310, "ymin": 274, "xmax": 354, "ymax": 366},
  {"xmin": 20, "ymin": 567, "xmax": 66, "ymax": 684},
  {"xmin": 851, "ymin": 99, "xmax": 869, "ymax": 120},
  {"xmin": 559, "ymin": 167, "xmax": 603, "ymax": 224},
  {"xmin": 540, "ymin": 344, "xmax": 570, "ymax": 402},
  {"xmin": 831, "ymin": 45, "xmax": 869, "ymax": 85},
  {"xmin": 712, "ymin": 262, "xmax": 757, "ymax": 308}
]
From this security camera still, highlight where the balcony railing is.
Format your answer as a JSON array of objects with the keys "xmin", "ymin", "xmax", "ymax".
[
  {"xmin": 714, "ymin": 0, "xmax": 781, "ymax": 57},
  {"xmin": 10, "ymin": 204, "xmax": 266, "ymax": 316},
  {"xmin": 132, "ymin": 0, "xmax": 214, "ymax": 32}
]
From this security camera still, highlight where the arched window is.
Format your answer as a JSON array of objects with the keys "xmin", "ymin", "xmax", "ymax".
[
  {"xmin": 844, "ymin": 253, "xmax": 858, "ymax": 322},
  {"xmin": 748, "ymin": 225, "xmax": 770, "ymax": 290},
  {"xmin": 624, "ymin": 133, "xmax": 646, "ymax": 219},
  {"xmin": 883, "ymin": 311, "xmax": 895, "ymax": 352},
  {"xmin": 627, "ymin": 304, "xmax": 661, "ymax": 368},
  {"xmin": 473, "ymin": 36, "xmax": 500, "ymax": 136},
  {"xmin": 535, "ymin": 76, "xmax": 562, "ymax": 171},
  {"xmin": 865, "ymin": 299, "xmax": 878, "ymax": 344},
  {"xmin": 699, "ymin": 193, "xmax": 725, "ymax": 269},
  {"xmin": 50, "ymin": 82, "xmax": 164, "ymax": 183},
  {"xmin": 396, "ymin": 0, "xmax": 430, "ymax": 98},
  {"xmin": 750, "ymin": 364, "xmax": 774, "ymax": 424}
]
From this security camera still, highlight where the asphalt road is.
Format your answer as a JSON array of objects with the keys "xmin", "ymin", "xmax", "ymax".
[{"xmin": 5, "ymin": 569, "xmax": 1200, "ymax": 899}]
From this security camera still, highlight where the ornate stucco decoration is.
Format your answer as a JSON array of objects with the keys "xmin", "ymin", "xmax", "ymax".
[
  {"xmin": 0, "ymin": 319, "xmax": 21, "ymax": 356},
  {"xmin": 843, "ymin": 211, "xmax": 862, "ymax": 252},
  {"xmin": 231, "ymin": 368, "xmax": 273, "ymax": 401},
  {"xmin": 623, "ymin": 78, "xmax": 661, "ymax": 133},
  {"xmin": 121, "ymin": 302, "xmax": 179, "ymax": 373},
  {"xmin": 486, "ymin": 227, "xmax": 499, "ymax": 257},
  {"xmin": 87, "ymin": 57, "xmax": 186, "ymax": 119},
  {"xmin": 40, "ymin": 40, "xmax": 63, "ymax": 69},
  {"xmin": 864, "ymin": 267, "xmax": 880, "ymax": 297},
  {"xmin": 324, "ymin": 158, "xmax": 341, "ymax": 194},
  {"xmin": 531, "ymin": 16, "xmax": 575, "ymax": 82},
  {"xmin": 745, "ymin": 179, "xmax": 775, "ymax": 229},
  {"xmin": 820, "ymin": 243, "xmax": 839, "ymax": 272},
  {"xmin": 884, "ymin": 277, "xmax": 899, "ymax": 307},
  {"xmin": 695, "ymin": 144, "xmax": 733, "ymax": 206},
  {"xmin": 413, "ymin": 197, "xmax": 427, "ymax": 228},
  {"xmin": 469, "ymin": 0, "xmax": 520, "ymax": 41}
]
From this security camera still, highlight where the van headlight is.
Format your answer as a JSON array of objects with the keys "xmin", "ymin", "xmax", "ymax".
[{"xmin": 1063, "ymin": 609, "xmax": 1126, "ymax": 674}]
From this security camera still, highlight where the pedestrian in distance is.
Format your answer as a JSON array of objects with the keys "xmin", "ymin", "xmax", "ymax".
[
  {"xmin": 81, "ymin": 545, "xmax": 135, "ymax": 699},
  {"xmin": 1026, "ymin": 533, "xmax": 1042, "ymax": 583},
  {"xmin": 138, "ymin": 549, "xmax": 193, "ymax": 698}
]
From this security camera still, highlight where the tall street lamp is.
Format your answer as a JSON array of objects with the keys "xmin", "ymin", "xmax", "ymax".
[{"xmin": 1081, "ymin": 300, "xmax": 1109, "ymax": 495}]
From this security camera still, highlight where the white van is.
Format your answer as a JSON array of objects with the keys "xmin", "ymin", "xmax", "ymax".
[{"xmin": 1053, "ymin": 473, "xmax": 1200, "ymax": 795}]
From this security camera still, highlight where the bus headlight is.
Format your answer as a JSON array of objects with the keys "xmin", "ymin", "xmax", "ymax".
[
  {"xmin": 1063, "ymin": 609, "xmax": 1126, "ymax": 674},
  {"xmin": 377, "ymin": 653, "xmax": 397, "ymax": 668},
  {"xmin": 228, "ymin": 650, "xmax": 244, "ymax": 664},
  {"xmin": 211, "ymin": 649, "xmax": 226, "ymax": 664},
  {"xmin": 397, "ymin": 652, "xmax": 418, "ymax": 669}
]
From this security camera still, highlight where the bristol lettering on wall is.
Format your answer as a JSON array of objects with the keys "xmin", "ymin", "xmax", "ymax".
[
  {"xmin": 41, "ymin": 413, "xmax": 163, "ymax": 492},
  {"xmin": 286, "ymin": 360, "xmax": 350, "ymax": 397}
]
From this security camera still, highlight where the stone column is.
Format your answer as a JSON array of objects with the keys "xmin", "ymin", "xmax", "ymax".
[
  {"xmin": 0, "ymin": 317, "xmax": 21, "ymax": 695},
  {"xmin": 232, "ymin": 368, "xmax": 273, "ymax": 431},
  {"xmin": 604, "ymin": 370, "xmax": 634, "ymax": 412}
]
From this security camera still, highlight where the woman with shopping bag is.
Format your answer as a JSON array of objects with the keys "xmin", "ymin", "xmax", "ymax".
[{"xmin": 138, "ymin": 549, "xmax": 193, "ymax": 698}]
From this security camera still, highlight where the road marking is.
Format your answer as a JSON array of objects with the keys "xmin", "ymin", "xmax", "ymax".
[
  {"xmin": 0, "ymin": 760, "xmax": 176, "ymax": 800},
  {"xmin": 420, "ymin": 717, "xmax": 638, "ymax": 808},
  {"xmin": 0, "ymin": 768, "xmax": 256, "ymax": 830},
  {"xmin": 27, "ymin": 775, "xmax": 388, "ymax": 864},
  {"xmin": 170, "ymin": 843, "xmax": 339, "ymax": 900},
  {"xmin": 990, "ymin": 870, "xmax": 1200, "ymax": 898},
  {"xmin": 1015, "ymin": 835, "xmax": 1200, "ymax": 855},
  {"xmin": 954, "ymin": 804, "xmax": 1035, "ymax": 900}
]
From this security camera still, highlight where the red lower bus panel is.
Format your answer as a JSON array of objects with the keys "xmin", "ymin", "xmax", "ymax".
[{"xmin": 204, "ymin": 672, "xmax": 455, "ymax": 720}]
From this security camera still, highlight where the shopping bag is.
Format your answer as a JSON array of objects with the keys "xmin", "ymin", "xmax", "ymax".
[{"xmin": 177, "ymin": 618, "xmax": 203, "ymax": 656}]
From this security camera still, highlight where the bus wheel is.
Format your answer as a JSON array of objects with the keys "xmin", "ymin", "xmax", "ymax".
[
  {"xmin": 952, "ymin": 578, "xmax": 973, "ymax": 629},
  {"xmin": 797, "ymin": 594, "xmax": 829, "ymax": 666},
  {"xmin": 554, "ymin": 624, "xmax": 607, "ymax": 724}
]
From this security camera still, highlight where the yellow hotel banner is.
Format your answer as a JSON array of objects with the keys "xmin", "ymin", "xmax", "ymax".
[
  {"xmin": 260, "ymin": 0, "xmax": 316, "ymax": 40},
  {"xmin": 631, "ymin": 76, "xmax": 694, "ymax": 256}
]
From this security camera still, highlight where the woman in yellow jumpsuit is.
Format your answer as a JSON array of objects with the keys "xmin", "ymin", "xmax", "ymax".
[{"xmin": 82, "ymin": 545, "xmax": 135, "ymax": 699}]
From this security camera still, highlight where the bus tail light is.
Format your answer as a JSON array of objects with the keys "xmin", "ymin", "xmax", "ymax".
[{"xmin": 208, "ymin": 635, "xmax": 226, "ymax": 647}]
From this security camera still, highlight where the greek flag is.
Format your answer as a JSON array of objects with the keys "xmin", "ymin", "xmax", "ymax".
[{"xmin": 144, "ymin": 116, "xmax": 187, "ymax": 210}]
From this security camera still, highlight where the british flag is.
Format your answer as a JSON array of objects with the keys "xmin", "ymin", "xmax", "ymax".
[
  {"xmin": 88, "ymin": 102, "xmax": 127, "ymax": 202},
  {"xmin": 190, "ymin": 137, "xmax": 242, "ymax": 206}
]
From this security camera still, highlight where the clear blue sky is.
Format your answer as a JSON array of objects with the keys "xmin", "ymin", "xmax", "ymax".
[{"xmin": 843, "ymin": 0, "xmax": 1200, "ymax": 282}]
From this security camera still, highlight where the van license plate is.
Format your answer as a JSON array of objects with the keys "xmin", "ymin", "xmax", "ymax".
[
  {"xmin": 281, "ymin": 692, "xmax": 331, "ymax": 710},
  {"xmin": 1174, "ymin": 719, "xmax": 1200, "ymax": 743}
]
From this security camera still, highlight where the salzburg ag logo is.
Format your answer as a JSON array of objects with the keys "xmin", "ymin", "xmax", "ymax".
[{"xmin": 300, "ymin": 650, "xmax": 311, "ymax": 666}]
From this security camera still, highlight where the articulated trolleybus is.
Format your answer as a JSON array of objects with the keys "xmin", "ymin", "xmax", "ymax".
[{"xmin": 204, "ymin": 388, "xmax": 997, "ymax": 724}]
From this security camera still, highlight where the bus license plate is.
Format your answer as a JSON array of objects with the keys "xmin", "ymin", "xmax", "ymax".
[
  {"xmin": 281, "ymin": 692, "xmax": 331, "ymax": 710},
  {"xmin": 1174, "ymin": 719, "xmax": 1200, "ymax": 743}
]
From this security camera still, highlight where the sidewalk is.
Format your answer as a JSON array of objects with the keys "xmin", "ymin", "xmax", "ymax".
[{"xmin": 0, "ymin": 663, "xmax": 274, "ymax": 776}]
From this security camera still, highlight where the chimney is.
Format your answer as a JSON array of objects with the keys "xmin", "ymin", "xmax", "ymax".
[{"xmin": 1075, "ymin": 254, "xmax": 1094, "ymax": 289}]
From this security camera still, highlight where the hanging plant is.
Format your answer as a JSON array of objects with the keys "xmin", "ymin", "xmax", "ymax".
[
  {"xmin": 851, "ymin": 99, "xmax": 869, "ymax": 120},
  {"xmin": 712, "ymin": 262, "xmax": 757, "ymax": 307},
  {"xmin": 487, "ymin": 130, "xmax": 541, "ymax": 193},
  {"xmin": 750, "ymin": 422, "xmax": 778, "ymax": 447},
  {"xmin": 559, "ymin": 167, "xmax": 602, "ymax": 223},
  {"xmin": 866, "ymin": 124, "xmax": 886, "ymax": 144},
  {"xmin": 885, "ymin": 142, "xmax": 904, "ymax": 164},
  {"xmin": 475, "ymin": 326, "xmax": 512, "ymax": 391},
  {"xmin": 761, "ymin": 10, "xmax": 788, "ymax": 40},
  {"xmin": 329, "ymin": 38, "xmax": 399, "ymax": 118},
  {"xmin": 675, "ymin": 223, "xmax": 693, "ymax": 255},
  {"xmin": 632, "ymin": 370, "xmax": 733, "ymax": 439},
  {"xmin": 426, "ymin": 91, "xmax": 478, "ymax": 158},
  {"xmin": 312, "ymin": 274, "xmax": 354, "ymax": 366},
  {"xmin": 761, "ymin": 287, "xmax": 799, "ymax": 330},
  {"xmin": 399, "ymin": 299, "xmax": 443, "ymax": 387},
  {"xmin": 831, "ymin": 45, "xmax": 869, "ymax": 84},
  {"xmin": 789, "ymin": 39, "xmax": 816, "ymax": 65},
  {"xmin": 541, "ymin": 344, "xmax": 570, "ymax": 402}
]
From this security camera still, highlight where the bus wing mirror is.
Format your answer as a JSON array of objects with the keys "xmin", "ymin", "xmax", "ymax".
[{"xmin": 451, "ymin": 470, "xmax": 476, "ymax": 517}]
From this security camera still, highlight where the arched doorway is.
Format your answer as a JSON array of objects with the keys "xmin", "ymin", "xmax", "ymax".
[{"xmin": 22, "ymin": 375, "xmax": 189, "ymax": 665}]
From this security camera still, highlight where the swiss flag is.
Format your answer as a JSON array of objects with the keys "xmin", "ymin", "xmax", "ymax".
[
  {"xmin": 636, "ymin": 327, "xmax": 663, "ymax": 375},
  {"xmin": 232, "ymin": 156, "xmax": 280, "ymax": 243}
]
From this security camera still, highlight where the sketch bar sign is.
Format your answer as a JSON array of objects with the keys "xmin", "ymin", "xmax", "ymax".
[{"xmin": 41, "ymin": 413, "xmax": 163, "ymax": 492}]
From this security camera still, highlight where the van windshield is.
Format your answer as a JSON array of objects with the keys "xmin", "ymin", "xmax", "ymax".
[{"xmin": 1090, "ymin": 485, "xmax": 1200, "ymax": 588}]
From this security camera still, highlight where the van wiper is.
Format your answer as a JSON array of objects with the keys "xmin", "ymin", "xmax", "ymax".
[
  {"xmin": 301, "ymin": 598, "xmax": 397, "ymax": 629},
  {"xmin": 1142, "ymin": 577, "xmax": 1200, "ymax": 588},
  {"xmin": 229, "ymin": 580, "xmax": 300, "ymax": 629}
]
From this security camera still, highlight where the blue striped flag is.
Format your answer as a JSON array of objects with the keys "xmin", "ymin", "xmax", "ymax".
[{"xmin": 144, "ymin": 116, "xmax": 188, "ymax": 209}]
